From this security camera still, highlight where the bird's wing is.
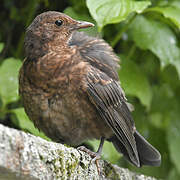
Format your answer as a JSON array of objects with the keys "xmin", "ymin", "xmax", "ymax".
[
  {"xmin": 86, "ymin": 70, "xmax": 140, "ymax": 166},
  {"xmin": 70, "ymin": 31, "xmax": 139, "ymax": 165},
  {"xmin": 69, "ymin": 31, "xmax": 119, "ymax": 81}
]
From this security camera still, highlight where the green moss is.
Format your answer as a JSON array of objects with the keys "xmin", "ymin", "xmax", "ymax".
[
  {"xmin": 104, "ymin": 163, "xmax": 120, "ymax": 179},
  {"xmin": 50, "ymin": 149, "xmax": 81, "ymax": 178},
  {"xmin": 39, "ymin": 155, "xmax": 44, "ymax": 160}
]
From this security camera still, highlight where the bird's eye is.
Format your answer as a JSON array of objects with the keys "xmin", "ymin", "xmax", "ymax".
[{"xmin": 55, "ymin": 20, "xmax": 63, "ymax": 26}]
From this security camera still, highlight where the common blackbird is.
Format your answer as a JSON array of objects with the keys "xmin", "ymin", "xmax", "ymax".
[{"xmin": 19, "ymin": 11, "xmax": 161, "ymax": 167}]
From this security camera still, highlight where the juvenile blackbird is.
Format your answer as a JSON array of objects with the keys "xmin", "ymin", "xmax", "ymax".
[{"xmin": 19, "ymin": 11, "xmax": 161, "ymax": 167}]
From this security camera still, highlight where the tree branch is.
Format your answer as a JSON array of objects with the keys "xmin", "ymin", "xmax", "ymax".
[{"xmin": 0, "ymin": 124, "xmax": 157, "ymax": 180}]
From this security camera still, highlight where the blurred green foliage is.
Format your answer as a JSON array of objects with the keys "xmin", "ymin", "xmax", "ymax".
[{"xmin": 0, "ymin": 0, "xmax": 180, "ymax": 179}]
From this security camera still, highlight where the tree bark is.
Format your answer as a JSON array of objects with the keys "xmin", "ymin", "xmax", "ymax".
[{"xmin": 0, "ymin": 124, "xmax": 157, "ymax": 180}]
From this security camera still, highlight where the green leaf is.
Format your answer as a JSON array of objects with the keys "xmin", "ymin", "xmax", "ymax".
[
  {"xmin": 167, "ymin": 112, "xmax": 180, "ymax": 175},
  {"xmin": 64, "ymin": 7, "xmax": 98, "ymax": 36},
  {"xmin": 64, "ymin": 7, "xmax": 92, "ymax": 22},
  {"xmin": 146, "ymin": 6, "xmax": 180, "ymax": 29},
  {"xmin": 168, "ymin": 168, "xmax": 180, "ymax": 180},
  {"xmin": 149, "ymin": 112, "xmax": 163, "ymax": 129},
  {"xmin": 150, "ymin": 84, "xmax": 176, "ymax": 114},
  {"xmin": 11, "ymin": 108, "xmax": 50, "ymax": 141},
  {"xmin": 171, "ymin": 1, "xmax": 180, "ymax": 9},
  {"xmin": 118, "ymin": 58, "xmax": 152, "ymax": 108},
  {"xmin": 0, "ymin": 58, "xmax": 22, "ymax": 106},
  {"xmin": 0, "ymin": 43, "xmax": 4, "ymax": 53},
  {"xmin": 129, "ymin": 15, "xmax": 180, "ymax": 78},
  {"xmin": 86, "ymin": 0, "xmax": 151, "ymax": 30},
  {"xmin": 161, "ymin": 65, "xmax": 179, "ymax": 91}
]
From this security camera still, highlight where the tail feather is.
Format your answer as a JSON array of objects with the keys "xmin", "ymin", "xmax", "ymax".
[
  {"xmin": 134, "ymin": 131, "xmax": 161, "ymax": 166},
  {"xmin": 111, "ymin": 135, "xmax": 140, "ymax": 167},
  {"xmin": 111, "ymin": 130, "xmax": 161, "ymax": 167}
]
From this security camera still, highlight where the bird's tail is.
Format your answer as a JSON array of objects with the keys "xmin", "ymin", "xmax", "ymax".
[{"xmin": 111, "ymin": 130, "xmax": 161, "ymax": 167}]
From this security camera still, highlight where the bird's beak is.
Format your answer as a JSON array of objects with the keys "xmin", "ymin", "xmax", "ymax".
[{"xmin": 74, "ymin": 21, "xmax": 94, "ymax": 30}]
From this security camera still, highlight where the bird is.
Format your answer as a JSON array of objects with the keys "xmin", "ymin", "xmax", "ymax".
[{"xmin": 19, "ymin": 11, "xmax": 161, "ymax": 168}]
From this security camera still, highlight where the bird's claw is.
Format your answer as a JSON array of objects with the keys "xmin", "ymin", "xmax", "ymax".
[
  {"xmin": 77, "ymin": 146, "xmax": 101, "ymax": 175},
  {"xmin": 77, "ymin": 146, "xmax": 98, "ymax": 158}
]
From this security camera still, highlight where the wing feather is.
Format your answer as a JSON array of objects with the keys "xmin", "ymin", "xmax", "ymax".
[
  {"xmin": 69, "ymin": 31, "xmax": 119, "ymax": 80},
  {"xmin": 87, "ymin": 74, "xmax": 140, "ymax": 166},
  {"xmin": 70, "ymin": 31, "xmax": 140, "ymax": 166}
]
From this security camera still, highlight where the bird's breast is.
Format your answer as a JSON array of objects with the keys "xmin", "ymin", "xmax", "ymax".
[{"xmin": 20, "ymin": 52, "xmax": 113, "ymax": 145}]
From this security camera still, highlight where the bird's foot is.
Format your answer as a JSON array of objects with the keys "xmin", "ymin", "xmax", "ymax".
[
  {"xmin": 77, "ymin": 146, "xmax": 100, "ymax": 159},
  {"xmin": 77, "ymin": 146, "xmax": 101, "ymax": 174},
  {"xmin": 77, "ymin": 137, "xmax": 105, "ymax": 175}
]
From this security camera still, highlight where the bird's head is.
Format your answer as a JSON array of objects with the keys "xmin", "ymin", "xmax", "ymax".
[
  {"xmin": 25, "ymin": 11, "xmax": 94, "ymax": 59},
  {"xmin": 25, "ymin": 11, "xmax": 94, "ymax": 45}
]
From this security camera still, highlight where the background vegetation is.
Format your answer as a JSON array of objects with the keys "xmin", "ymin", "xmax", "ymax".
[{"xmin": 0, "ymin": 0, "xmax": 180, "ymax": 179}]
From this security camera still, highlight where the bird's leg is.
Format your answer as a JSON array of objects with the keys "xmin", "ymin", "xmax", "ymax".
[
  {"xmin": 92, "ymin": 137, "xmax": 105, "ymax": 174},
  {"xmin": 77, "ymin": 137, "xmax": 105, "ymax": 158},
  {"xmin": 77, "ymin": 137, "xmax": 105, "ymax": 174},
  {"xmin": 93, "ymin": 136, "xmax": 105, "ymax": 161}
]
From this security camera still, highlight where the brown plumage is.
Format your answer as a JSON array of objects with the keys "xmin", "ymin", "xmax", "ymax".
[{"xmin": 19, "ymin": 11, "xmax": 161, "ymax": 167}]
